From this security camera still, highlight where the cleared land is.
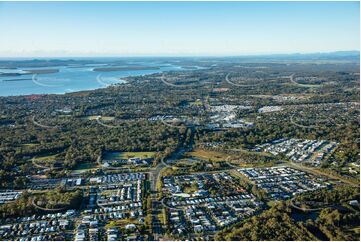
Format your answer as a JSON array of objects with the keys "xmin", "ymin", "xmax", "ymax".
[
  {"xmin": 185, "ymin": 149, "xmax": 231, "ymax": 162},
  {"xmin": 83, "ymin": 116, "xmax": 115, "ymax": 121},
  {"xmin": 71, "ymin": 163, "xmax": 99, "ymax": 174},
  {"xmin": 104, "ymin": 151, "xmax": 156, "ymax": 160},
  {"xmin": 32, "ymin": 154, "xmax": 58, "ymax": 162}
]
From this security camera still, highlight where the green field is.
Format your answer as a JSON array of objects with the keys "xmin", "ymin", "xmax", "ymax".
[
  {"xmin": 185, "ymin": 149, "xmax": 231, "ymax": 162},
  {"xmin": 189, "ymin": 99, "xmax": 203, "ymax": 106},
  {"xmin": 71, "ymin": 163, "xmax": 98, "ymax": 174},
  {"xmin": 21, "ymin": 143, "xmax": 39, "ymax": 147},
  {"xmin": 103, "ymin": 151, "xmax": 156, "ymax": 160},
  {"xmin": 296, "ymin": 83, "xmax": 322, "ymax": 88},
  {"xmin": 289, "ymin": 81, "xmax": 322, "ymax": 88},
  {"xmin": 33, "ymin": 154, "xmax": 58, "ymax": 162},
  {"xmin": 82, "ymin": 116, "xmax": 115, "ymax": 121}
]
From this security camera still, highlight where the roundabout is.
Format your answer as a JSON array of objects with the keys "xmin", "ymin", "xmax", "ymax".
[
  {"xmin": 31, "ymin": 197, "xmax": 69, "ymax": 212},
  {"xmin": 290, "ymin": 197, "xmax": 329, "ymax": 212}
]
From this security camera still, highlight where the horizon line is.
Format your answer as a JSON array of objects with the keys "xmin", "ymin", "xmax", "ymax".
[{"xmin": 0, "ymin": 50, "xmax": 359, "ymax": 59}]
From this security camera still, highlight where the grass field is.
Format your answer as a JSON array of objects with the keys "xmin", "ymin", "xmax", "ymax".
[
  {"xmin": 83, "ymin": 116, "xmax": 115, "ymax": 121},
  {"xmin": 104, "ymin": 151, "xmax": 156, "ymax": 160},
  {"xmin": 33, "ymin": 154, "xmax": 58, "ymax": 161},
  {"xmin": 183, "ymin": 183, "xmax": 198, "ymax": 194},
  {"xmin": 226, "ymin": 148, "xmax": 273, "ymax": 158},
  {"xmin": 21, "ymin": 143, "xmax": 39, "ymax": 147},
  {"xmin": 186, "ymin": 148, "xmax": 276, "ymax": 168},
  {"xmin": 190, "ymin": 99, "xmax": 203, "ymax": 106},
  {"xmin": 105, "ymin": 218, "xmax": 142, "ymax": 229},
  {"xmin": 289, "ymin": 81, "xmax": 322, "ymax": 88},
  {"xmin": 296, "ymin": 83, "xmax": 322, "ymax": 88},
  {"xmin": 71, "ymin": 163, "xmax": 98, "ymax": 174},
  {"xmin": 185, "ymin": 149, "xmax": 231, "ymax": 162}
]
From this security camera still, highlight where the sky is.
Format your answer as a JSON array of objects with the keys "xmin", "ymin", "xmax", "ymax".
[{"xmin": 0, "ymin": 1, "xmax": 359, "ymax": 57}]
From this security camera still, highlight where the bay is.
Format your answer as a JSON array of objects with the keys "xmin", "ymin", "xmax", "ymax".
[{"xmin": 0, "ymin": 61, "xmax": 184, "ymax": 96}]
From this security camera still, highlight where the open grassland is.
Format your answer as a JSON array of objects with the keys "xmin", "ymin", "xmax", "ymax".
[
  {"xmin": 32, "ymin": 154, "xmax": 58, "ymax": 162},
  {"xmin": 71, "ymin": 162, "xmax": 99, "ymax": 174},
  {"xmin": 82, "ymin": 115, "xmax": 115, "ymax": 121},
  {"xmin": 104, "ymin": 151, "xmax": 156, "ymax": 160},
  {"xmin": 185, "ymin": 149, "xmax": 232, "ymax": 162},
  {"xmin": 21, "ymin": 143, "xmax": 40, "ymax": 147}
]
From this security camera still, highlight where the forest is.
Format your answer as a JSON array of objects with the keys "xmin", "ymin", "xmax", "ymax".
[{"xmin": 216, "ymin": 185, "xmax": 360, "ymax": 241}]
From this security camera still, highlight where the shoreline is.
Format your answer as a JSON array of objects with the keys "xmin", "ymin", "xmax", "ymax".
[{"xmin": 0, "ymin": 64, "xmax": 188, "ymax": 97}]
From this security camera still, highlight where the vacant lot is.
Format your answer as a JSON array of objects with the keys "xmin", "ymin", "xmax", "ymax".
[
  {"xmin": 71, "ymin": 163, "xmax": 99, "ymax": 175},
  {"xmin": 82, "ymin": 116, "xmax": 115, "ymax": 121},
  {"xmin": 32, "ymin": 154, "xmax": 58, "ymax": 162},
  {"xmin": 104, "ymin": 151, "xmax": 156, "ymax": 160},
  {"xmin": 185, "ymin": 149, "xmax": 231, "ymax": 162}
]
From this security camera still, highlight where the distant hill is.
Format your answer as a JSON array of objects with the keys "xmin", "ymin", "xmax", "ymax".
[{"xmin": 229, "ymin": 51, "xmax": 360, "ymax": 62}]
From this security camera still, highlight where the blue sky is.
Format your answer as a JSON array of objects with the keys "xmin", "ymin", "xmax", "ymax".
[{"xmin": 0, "ymin": 1, "xmax": 359, "ymax": 57}]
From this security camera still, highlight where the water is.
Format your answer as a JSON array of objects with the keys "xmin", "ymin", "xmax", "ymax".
[{"xmin": 0, "ymin": 62, "xmax": 184, "ymax": 96}]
